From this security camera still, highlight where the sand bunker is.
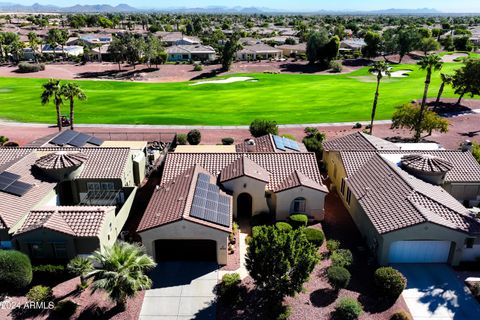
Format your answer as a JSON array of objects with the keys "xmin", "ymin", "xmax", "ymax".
[
  {"xmin": 441, "ymin": 53, "xmax": 468, "ymax": 63},
  {"xmin": 371, "ymin": 70, "xmax": 412, "ymax": 78},
  {"xmin": 190, "ymin": 76, "xmax": 255, "ymax": 86}
]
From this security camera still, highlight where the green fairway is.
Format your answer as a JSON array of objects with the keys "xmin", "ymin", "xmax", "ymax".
[{"xmin": 0, "ymin": 63, "xmax": 472, "ymax": 125}]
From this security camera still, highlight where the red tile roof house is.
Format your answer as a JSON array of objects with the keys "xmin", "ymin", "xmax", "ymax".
[
  {"xmin": 0, "ymin": 145, "xmax": 139, "ymax": 262},
  {"xmin": 323, "ymin": 132, "xmax": 480, "ymax": 266},
  {"xmin": 137, "ymin": 135, "xmax": 328, "ymax": 265}
]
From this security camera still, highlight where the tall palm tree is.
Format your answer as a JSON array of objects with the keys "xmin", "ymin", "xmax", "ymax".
[
  {"xmin": 27, "ymin": 31, "xmax": 40, "ymax": 63},
  {"xmin": 414, "ymin": 54, "xmax": 443, "ymax": 142},
  {"xmin": 88, "ymin": 241, "xmax": 156, "ymax": 310},
  {"xmin": 368, "ymin": 61, "xmax": 391, "ymax": 134},
  {"xmin": 435, "ymin": 73, "xmax": 453, "ymax": 105},
  {"xmin": 61, "ymin": 82, "xmax": 86, "ymax": 130},
  {"xmin": 67, "ymin": 256, "xmax": 93, "ymax": 289},
  {"xmin": 41, "ymin": 79, "xmax": 63, "ymax": 131}
]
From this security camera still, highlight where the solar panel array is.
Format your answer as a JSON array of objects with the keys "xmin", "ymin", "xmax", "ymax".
[
  {"xmin": 50, "ymin": 130, "xmax": 104, "ymax": 147},
  {"xmin": 0, "ymin": 171, "xmax": 33, "ymax": 196},
  {"xmin": 190, "ymin": 173, "xmax": 230, "ymax": 227},
  {"xmin": 272, "ymin": 135, "xmax": 300, "ymax": 152}
]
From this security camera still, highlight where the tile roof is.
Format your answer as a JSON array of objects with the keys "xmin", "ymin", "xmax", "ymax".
[
  {"xmin": 346, "ymin": 154, "xmax": 480, "ymax": 235},
  {"xmin": 235, "ymin": 134, "xmax": 307, "ymax": 153},
  {"xmin": 15, "ymin": 206, "xmax": 113, "ymax": 237},
  {"xmin": 323, "ymin": 132, "xmax": 399, "ymax": 152},
  {"xmin": 275, "ymin": 170, "xmax": 328, "ymax": 193},
  {"xmin": 238, "ymin": 43, "xmax": 282, "ymax": 53},
  {"xmin": 220, "ymin": 155, "xmax": 271, "ymax": 183},
  {"xmin": 162, "ymin": 152, "xmax": 325, "ymax": 192},
  {"xmin": 137, "ymin": 165, "xmax": 232, "ymax": 233},
  {"xmin": 400, "ymin": 154, "xmax": 453, "ymax": 173},
  {"xmin": 34, "ymin": 151, "xmax": 88, "ymax": 170}
]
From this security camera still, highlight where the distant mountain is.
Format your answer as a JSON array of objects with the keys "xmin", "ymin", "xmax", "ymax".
[
  {"xmin": 0, "ymin": 2, "xmax": 138, "ymax": 13},
  {"xmin": 369, "ymin": 8, "xmax": 442, "ymax": 14}
]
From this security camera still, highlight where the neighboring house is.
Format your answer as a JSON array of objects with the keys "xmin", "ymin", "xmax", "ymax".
[
  {"xmin": 276, "ymin": 43, "xmax": 307, "ymax": 57},
  {"xmin": 0, "ymin": 131, "xmax": 145, "ymax": 260},
  {"xmin": 323, "ymin": 132, "xmax": 480, "ymax": 266},
  {"xmin": 137, "ymin": 134, "xmax": 327, "ymax": 264},
  {"xmin": 236, "ymin": 43, "xmax": 283, "ymax": 61},
  {"xmin": 166, "ymin": 45, "xmax": 216, "ymax": 62},
  {"xmin": 77, "ymin": 34, "xmax": 113, "ymax": 46},
  {"xmin": 36, "ymin": 44, "xmax": 84, "ymax": 57},
  {"xmin": 261, "ymin": 36, "xmax": 300, "ymax": 45},
  {"xmin": 340, "ymin": 38, "xmax": 366, "ymax": 51},
  {"xmin": 157, "ymin": 32, "xmax": 201, "ymax": 46}
]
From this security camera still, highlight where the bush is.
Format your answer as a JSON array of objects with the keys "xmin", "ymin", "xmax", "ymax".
[
  {"xmin": 193, "ymin": 64, "xmax": 203, "ymax": 71},
  {"xmin": 26, "ymin": 285, "xmax": 52, "ymax": 302},
  {"xmin": 32, "ymin": 264, "xmax": 65, "ymax": 274},
  {"xmin": 249, "ymin": 119, "xmax": 279, "ymax": 137},
  {"xmin": 250, "ymin": 212, "xmax": 274, "ymax": 227},
  {"xmin": 390, "ymin": 310, "xmax": 411, "ymax": 320},
  {"xmin": 288, "ymin": 214, "xmax": 308, "ymax": 229},
  {"xmin": 54, "ymin": 300, "xmax": 78, "ymax": 318},
  {"xmin": 331, "ymin": 249, "xmax": 353, "ymax": 268},
  {"xmin": 218, "ymin": 273, "xmax": 241, "ymax": 302},
  {"xmin": 303, "ymin": 228, "xmax": 325, "ymax": 247},
  {"xmin": 17, "ymin": 62, "xmax": 45, "ymax": 73},
  {"xmin": 281, "ymin": 134, "xmax": 296, "ymax": 141},
  {"xmin": 275, "ymin": 222, "xmax": 293, "ymax": 232},
  {"xmin": 327, "ymin": 266, "xmax": 351, "ymax": 290},
  {"xmin": 221, "ymin": 137, "xmax": 234, "ymax": 145},
  {"xmin": 374, "ymin": 267, "xmax": 406, "ymax": 301},
  {"xmin": 0, "ymin": 250, "xmax": 32, "ymax": 291},
  {"xmin": 329, "ymin": 61, "xmax": 343, "ymax": 73},
  {"xmin": 187, "ymin": 129, "xmax": 201, "ymax": 145},
  {"xmin": 353, "ymin": 122, "xmax": 362, "ymax": 129},
  {"xmin": 334, "ymin": 297, "xmax": 363, "ymax": 320},
  {"xmin": 176, "ymin": 133, "xmax": 187, "ymax": 145},
  {"xmin": 326, "ymin": 239, "xmax": 340, "ymax": 253}
]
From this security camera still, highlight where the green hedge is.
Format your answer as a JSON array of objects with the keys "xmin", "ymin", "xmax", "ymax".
[
  {"xmin": 187, "ymin": 129, "xmax": 201, "ymax": 145},
  {"xmin": 221, "ymin": 137, "xmax": 234, "ymax": 145},
  {"xmin": 303, "ymin": 228, "xmax": 324, "ymax": 247},
  {"xmin": 275, "ymin": 222, "xmax": 293, "ymax": 232},
  {"xmin": 26, "ymin": 285, "xmax": 52, "ymax": 302},
  {"xmin": 374, "ymin": 267, "xmax": 406, "ymax": 301},
  {"xmin": 326, "ymin": 239, "xmax": 340, "ymax": 252},
  {"xmin": 331, "ymin": 249, "xmax": 353, "ymax": 269},
  {"xmin": 334, "ymin": 297, "xmax": 363, "ymax": 320},
  {"xmin": 17, "ymin": 62, "xmax": 45, "ymax": 73},
  {"xmin": 288, "ymin": 214, "xmax": 308, "ymax": 229},
  {"xmin": 0, "ymin": 250, "xmax": 32, "ymax": 291},
  {"xmin": 327, "ymin": 266, "xmax": 351, "ymax": 290},
  {"xmin": 218, "ymin": 273, "xmax": 241, "ymax": 303},
  {"xmin": 176, "ymin": 133, "xmax": 187, "ymax": 145}
]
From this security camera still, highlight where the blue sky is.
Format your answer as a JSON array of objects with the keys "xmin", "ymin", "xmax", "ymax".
[{"xmin": 19, "ymin": 1, "xmax": 480, "ymax": 12}]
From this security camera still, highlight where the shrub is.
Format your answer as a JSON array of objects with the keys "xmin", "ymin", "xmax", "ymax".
[
  {"xmin": 187, "ymin": 129, "xmax": 201, "ymax": 145},
  {"xmin": 303, "ymin": 228, "xmax": 325, "ymax": 247},
  {"xmin": 32, "ymin": 264, "xmax": 65, "ymax": 275},
  {"xmin": 54, "ymin": 300, "xmax": 78, "ymax": 318},
  {"xmin": 221, "ymin": 137, "xmax": 234, "ymax": 145},
  {"xmin": 374, "ymin": 267, "xmax": 406, "ymax": 301},
  {"xmin": 353, "ymin": 122, "xmax": 362, "ymax": 129},
  {"xmin": 3, "ymin": 141, "xmax": 19, "ymax": 147},
  {"xmin": 390, "ymin": 310, "xmax": 411, "ymax": 320},
  {"xmin": 26, "ymin": 285, "xmax": 52, "ymax": 302},
  {"xmin": 176, "ymin": 133, "xmax": 187, "ymax": 145},
  {"xmin": 326, "ymin": 239, "xmax": 341, "ymax": 253},
  {"xmin": 275, "ymin": 222, "xmax": 293, "ymax": 232},
  {"xmin": 334, "ymin": 297, "xmax": 363, "ymax": 320},
  {"xmin": 193, "ymin": 64, "xmax": 203, "ymax": 71},
  {"xmin": 327, "ymin": 266, "xmax": 351, "ymax": 290},
  {"xmin": 249, "ymin": 119, "xmax": 279, "ymax": 137},
  {"xmin": 288, "ymin": 214, "xmax": 308, "ymax": 229},
  {"xmin": 0, "ymin": 250, "xmax": 32, "ymax": 291},
  {"xmin": 329, "ymin": 61, "xmax": 343, "ymax": 73},
  {"xmin": 250, "ymin": 212, "xmax": 274, "ymax": 227},
  {"xmin": 281, "ymin": 134, "xmax": 296, "ymax": 141},
  {"xmin": 331, "ymin": 249, "xmax": 353, "ymax": 268},
  {"xmin": 218, "ymin": 273, "xmax": 241, "ymax": 302},
  {"xmin": 17, "ymin": 62, "xmax": 45, "ymax": 73}
]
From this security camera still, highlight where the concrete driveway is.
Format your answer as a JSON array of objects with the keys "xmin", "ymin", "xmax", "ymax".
[
  {"xmin": 139, "ymin": 262, "xmax": 218, "ymax": 320},
  {"xmin": 394, "ymin": 264, "xmax": 480, "ymax": 320}
]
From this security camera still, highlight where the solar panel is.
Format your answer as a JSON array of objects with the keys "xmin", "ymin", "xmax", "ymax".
[
  {"xmin": 68, "ymin": 133, "xmax": 91, "ymax": 147},
  {"xmin": 87, "ymin": 136, "xmax": 104, "ymax": 146},
  {"xmin": 273, "ymin": 135, "xmax": 286, "ymax": 151},
  {"xmin": 0, "ymin": 172, "xmax": 20, "ymax": 189},
  {"xmin": 4, "ymin": 181, "xmax": 33, "ymax": 196},
  {"xmin": 198, "ymin": 173, "xmax": 211, "ymax": 183},
  {"xmin": 50, "ymin": 130, "xmax": 78, "ymax": 146},
  {"xmin": 283, "ymin": 137, "xmax": 300, "ymax": 151}
]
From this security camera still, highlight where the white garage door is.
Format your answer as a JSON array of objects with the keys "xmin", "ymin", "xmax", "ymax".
[{"xmin": 388, "ymin": 241, "xmax": 451, "ymax": 263}]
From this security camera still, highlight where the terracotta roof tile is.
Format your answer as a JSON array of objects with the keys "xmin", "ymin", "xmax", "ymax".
[
  {"xmin": 323, "ymin": 132, "xmax": 399, "ymax": 151},
  {"xmin": 275, "ymin": 170, "xmax": 328, "ymax": 193},
  {"xmin": 235, "ymin": 135, "xmax": 307, "ymax": 153},
  {"xmin": 220, "ymin": 155, "xmax": 271, "ymax": 183}
]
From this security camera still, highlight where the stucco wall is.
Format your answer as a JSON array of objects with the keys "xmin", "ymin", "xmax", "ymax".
[
  {"xmin": 443, "ymin": 183, "xmax": 480, "ymax": 202},
  {"xmin": 274, "ymin": 187, "xmax": 326, "ymax": 221},
  {"xmin": 115, "ymin": 187, "xmax": 137, "ymax": 234},
  {"xmin": 139, "ymin": 220, "xmax": 229, "ymax": 265},
  {"xmin": 222, "ymin": 176, "xmax": 269, "ymax": 217},
  {"xmin": 323, "ymin": 151, "xmax": 347, "ymax": 192},
  {"xmin": 14, "ymin": 229, "xmax": 77, "ymax": 260}
]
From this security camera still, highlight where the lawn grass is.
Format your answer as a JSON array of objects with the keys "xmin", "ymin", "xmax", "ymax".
[{"xmin": 0, "ymin": 63, "xmax": 473, "ymax": 125}]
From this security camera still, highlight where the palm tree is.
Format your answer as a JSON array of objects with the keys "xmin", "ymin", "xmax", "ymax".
[
  {"xmin": 368, "ymin": 61, "xmax": 391, "ymax": 134},
  {"xmin": 61, "ymin": 82, "xmax": 86, "ymax": 130},
  {"xmin": 88, "ymin": 241, "xmax": 156, "ymax": 310},
  {"xmin": 41, "ymin": 79, "xmax": 63, "ymax": 131},
  {"xmin": 414, "ymin": 54, "xmax": 443, "ymax": 142},
  {"xmin": 67, "ymin": 256, "xmax": 93, "ymax": 289},
  {"xmin": 435, "ymin": 73, "xmax": 453, "ymax": 105},
  {"xmin": 27, "ymin": 31, "xmax": 40, "ymax": 63}
]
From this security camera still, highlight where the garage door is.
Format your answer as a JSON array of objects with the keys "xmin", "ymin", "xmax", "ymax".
[
  {"xmin": 388, "ymin": 241, "xmax": 451, "ymax": 263},
  {"xmin": 155, "ymin": 240, "xmax": 217, "ymax": 262}
]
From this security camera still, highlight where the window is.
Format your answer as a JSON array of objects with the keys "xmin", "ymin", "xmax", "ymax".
[
  {"xmin": 340, "ymin": 178, "xmax": 346, "ymax": 195},
  {"xmin": 29, "ymin": 243, "xmax": 44, "ymax": 258},
  {"xmin": 101, "ymin": 182, "xmax": 115, "ymax": 191},
  {"xmin": 346, "ymin": 188, "xmax": 352, "ymax": 205},
  {"xmin": 465, "ymin": 238, "xmax": 476, "ymax": 249},
  {"xmin": 292, "ymin": 197, "xmax": 306, "ymax": 213},
  {"xmin": 87, "ymin": 182, "xmax": 100, "ymax": 192},
  {"xmin": 52, "ymin": 243, "xmax": 67, "ymax": 259},
  {"xmin": 87, "ymin": 182, "xmax": 115, "ymax": 191}
]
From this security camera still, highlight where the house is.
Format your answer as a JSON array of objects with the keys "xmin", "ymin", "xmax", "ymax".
[
  {"xmin": 261, "ymin": 36, "xmax": 300, "ymax": 45},
  {"xmin": 340, "ymin": 38, "xmax": 366, "ymax": 51},
  {"xmin": 236, "ymin": 44, "xmax": 283, "ymax": 61},
  {"xmin": 157, "ymin": 32, "xmax": 201, "ymax": 46},
  {"xmin": 166, "ymin": 45, "xmax": 216, "ymax": 62},
  {"xmin": 77, "ymin": 34, "xmax": 113, "ymax": 46},
  {"xmin": 276, "ymin": 43, "xmax": 307, "ymax": 57},
  {"xmin": 37, "ymin": 44, "xmax": 84, "ymax": 57},
  {"xmin": 0, "ymin": 131, "xmax": 149, "ymax": 260},
  {"xmin": 323, "ymin": 132, "xmax": 480, "ymax": 266},
  {"xmin": 137, "ymin": 135, "xmax": 328, "ymax": 264}
]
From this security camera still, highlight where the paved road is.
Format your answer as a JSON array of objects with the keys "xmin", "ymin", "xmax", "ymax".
[
  {"xmin": 394, "ymin": 264, "xmax": 480, "ymax": 320},
  {"xmin": 139, "ymin": 262, "xmax": 218, "ymax": 320}
]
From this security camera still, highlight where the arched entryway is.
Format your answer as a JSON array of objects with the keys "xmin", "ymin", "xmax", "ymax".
[{"xmin": 237, "ymin": 193, "xmax": 253, "ymax": 219}]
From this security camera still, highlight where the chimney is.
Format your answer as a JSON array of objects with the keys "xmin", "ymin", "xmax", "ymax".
[{"xmin": 246, "ymin": 139, "xmax": 256, "ymax": 152}]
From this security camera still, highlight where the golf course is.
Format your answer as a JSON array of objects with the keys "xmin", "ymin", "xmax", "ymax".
[{"xmin": 0, "ymin": 62, "xmax": 473, "ymax": 125}]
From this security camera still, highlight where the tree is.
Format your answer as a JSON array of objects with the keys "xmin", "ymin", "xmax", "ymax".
[
  {"xmin": 108, "ymin": 35, "xmax": 126, "ymax": 71},
  {"xmin": 306, "ymin": 29, "xmax": 329, "ymax": 65},
  {"xmin": 414, "ymin": 54, "xmax": 443, "ymax": 142},
  {"xmin": 61, "ymin": 82, "xmax": 86, "ymax": 130},
  {"xmin": 383, "ymin": 27, "xmax": 419, "ymax": 63},
  {"xmin": 452, "ymin": 59, "xmax": 480, "ymax": 105},
  {"xmin": 246, "ymin": 226, "xmax": 319, "ymax": 304},
  {"xmin": 454, "ymin": 36, "xmax": 473, "ymax": 51},
  {"xmin": 221, "ymin": 32, "xmax": 241, "ymax": 71},
  {"xmin": 302, "ymin": 127, "xmax": 326, "ymax": 158},
  {"xmin": 41, "ymin": 79, "xmax": 64, "ymax": 131},
  {"xmin": 56, "ymin": 29, "xmax": 69, "ymax": 57},
  {"xmin": 88, "ymin": 241, "xmax": 156, "ymax": 310},
  {"xmin": 144, "ymin": 34, "xmax": 164, "ymax": 68},
  {"xmin": 324, "ymin": 35, "xmax": 340, "ymax": 62},
  {"xmin": 435, "ymin": 73, "xmax": 453, "ymax": 104},
  {"xmin": 472, "ymin": 142, "xmax": 480, "ymax": 165},
  {"xmin": 362, "ymin": 31, "xmax": 382, "ymax": 58},
  {"xmin": 368, "ymin": 61, "xmax": 391, "ymax": 134},
  {"xmin": 27, "ymin": 32, "xmax": 40, "ymax": 62},
  {"xmin": 391, "ymin": 103, "xmax": 448, "ymax": 139},
  {"xmin": 419, "ymin": 37, "xmax": 440, "ymax": 55},
  {"xmin": 249, "ymin": 119, "xmax": 279, "ymax": 137},
  {"xmin": 46, "ymin": 29, "xmax": 59, "ymax": 56},
  {"xmin": 67, "ymin": 256, "xmax": 93, "ymax": 288}
]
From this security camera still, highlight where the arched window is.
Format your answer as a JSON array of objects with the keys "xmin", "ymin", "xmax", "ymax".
[{"xmin": 291, "ymin": 197, "xmax": 306, "ymax": 213}]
